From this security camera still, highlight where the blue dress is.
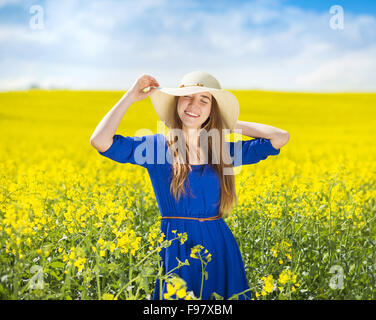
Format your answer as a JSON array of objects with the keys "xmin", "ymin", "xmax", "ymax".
[{"xmin": 97, "ymin": 133, "xmax": 280, "ymax": 300}]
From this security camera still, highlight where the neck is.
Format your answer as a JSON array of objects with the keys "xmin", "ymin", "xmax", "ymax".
[
  {"xmin": 183, "ymin": 126, "xmax": 201, "ymax": 145},
  {"xmin": 182, "ymin": 126, "xmax": 203, "ymax": 164}
]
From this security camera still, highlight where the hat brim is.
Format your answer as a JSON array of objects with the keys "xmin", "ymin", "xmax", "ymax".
[{"xmin": 150, "ymin": 86, "xmax": 239, "ymax": 131}]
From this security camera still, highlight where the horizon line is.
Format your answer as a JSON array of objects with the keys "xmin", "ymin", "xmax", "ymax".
[{"xmin": 1, "ymin": 88, "xmax": 375, "ymax": 95}]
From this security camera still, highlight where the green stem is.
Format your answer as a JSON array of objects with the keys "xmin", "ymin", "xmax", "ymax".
[
  {"xmin": 96, "ymin": 256, "xmax": 101, "ymax": 299},
  {"xmin": 261, "ymin": 218, "xmax": 269, "ymax": 263},
  {"xmin": 134, "ymin": 236, "xmax": 180, "ymax": 272},
  {"xmin": 158, "ymin": 260, "xmax": 163, "ymax": 300},
  {"xmin": 159, "ymin": 277, "xmax": 163, "ymax": 300},
  {"xmin": 128, "ymin": 251, "xmax": 133, "ymax": 297},
  {"xmin": 134, "ymin": 247, "xmax": 160, "ymax": 268},
  {"xmin": 199, "ymin": 253, "xmax": 205, "ymax": 299},
  {"xmin": 228, "ymin": 287, "xmax": 253, "ymax": 300},
  {"xmin": 114, "ymin": 274, "xmax": 141, "ymax": 300},
  {"xmin": 61, "ymin": 263, "xmax": 72, "ymax": 299}
]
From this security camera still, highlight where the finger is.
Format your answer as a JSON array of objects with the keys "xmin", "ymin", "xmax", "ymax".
[
  {"xmin": 149, "ymin": 79, "xmax": 159, "ymax": 87},
  {"xmin": 145, "ymin": 87, "xmax": 157, "ymax": 95},
  {"xmin": 142, "ymin": 74, "xmax": 155, "ymax": 82},
  {"xmin": 142, "ymin": 85, "xmax": 157, "ymax": 93},
  {"xmin": 145, "ymin": 75, "xmax": 158, "ymax": 84}
]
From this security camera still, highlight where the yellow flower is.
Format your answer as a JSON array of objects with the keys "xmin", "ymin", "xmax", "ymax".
[
  {"xmin": 164, "ymin": 283, "xmax": 175, "ymax": 300},
  {"xmin": 68, "ymin": 251, "xmax": 75, "ymax": 260},
  {"xmin": 190, "ymin": 244, "xmax": 209, "ymax": 260},
  {"xmin": 178, "ymin": 232, "xmax": 188, "ymax": 245},
  {"xmin": 261, "ymin": 274, "xmax": 274, "ymax": 294},
  {"xmin": 271, "ymin": 247, "xmax": 278, "ymax": 257},
  {"xmin": 167, "ymin": 283, "xmax": 175, "ymax": 293},
  {"xmin": 278, "ymin": 271, "xmax": 290, "ymax": 285},
  {"xmin": 278, "ymin": 269, "xmax": 298, "ymax": 288},
  {"xmin": 74, "ymin": 257, "xmax": 86, "ymax": 271},
  {"xmin": 163, "ymin": 277, "xmax": 188, "ymax": 300},
  {"xmin": 102, "ymin": 293, "xmax": 115, "ymax": 300},
  {"xmin": 184, "ymin": 294, "xmax": 192, "ymax": 300},
  {"xmin": 190, "ymin": 246, "xmax": 201, "ymax": 259},
  {"xmin": 117, "ymin": 229, "xmax": 141, "ymax": 255},
  {"xmin": 176, "ymin": 288, "xmax": 186, "ymax": 299}
]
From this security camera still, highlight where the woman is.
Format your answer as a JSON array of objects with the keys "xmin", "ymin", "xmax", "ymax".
[{"xmin": 90, "ymin": 71, "xmax": 289, "ymax": 300}]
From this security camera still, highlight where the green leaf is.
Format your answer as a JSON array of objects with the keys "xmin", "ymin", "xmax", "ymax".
[
  {"xmin": 50, "ymin": 261, "xmax": 65, "ymax": 269},
  {"xmin": 210, "ymin": 292, "xmax": 224, "ymax": 300},
  {"xmin": 48, "ymin": 270, "xmax": 62, "ymax": 281}
]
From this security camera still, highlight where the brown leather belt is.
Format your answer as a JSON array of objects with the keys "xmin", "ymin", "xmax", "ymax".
[{"xmin": 161, "ymin": 214, "xmax": 221, "ymax": 222}]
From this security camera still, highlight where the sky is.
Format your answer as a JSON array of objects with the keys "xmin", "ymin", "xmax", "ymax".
[{"xmin": 0, "ymin": 0, "xmax": 375, "ymax": 92}]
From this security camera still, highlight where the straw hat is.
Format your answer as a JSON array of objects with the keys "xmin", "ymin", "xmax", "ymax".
[{"xmin": 149, "ymin": 71, "xmax": 239, "ymax": 131}]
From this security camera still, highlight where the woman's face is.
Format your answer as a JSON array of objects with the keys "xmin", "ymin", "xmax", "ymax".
[{"xmin": 177, "ymin": 92, "xmax": 212, "ymax": 130}]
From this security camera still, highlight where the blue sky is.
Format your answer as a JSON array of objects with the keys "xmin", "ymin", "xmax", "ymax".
[
  {"xmin": 0, "ymin": 0, "xmax": 375, "ymax": 91},
  {"xmin": 283, "ymin": 0, "xmax": 376, "ymax": 15}
]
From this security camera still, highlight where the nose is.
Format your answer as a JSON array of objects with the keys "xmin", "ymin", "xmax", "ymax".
[
  {"xmin": 186, "ymin": 103, "xmax": 200, "ymax": 115},
  {"xmin": 187, "ymin": 96, "xmax": 200, "ymax": 109}
]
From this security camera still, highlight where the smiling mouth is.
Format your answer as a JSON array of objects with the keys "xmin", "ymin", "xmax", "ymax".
[{"xmin": 184, "ymin": 111, "xmax": 200, "ymax": 118}]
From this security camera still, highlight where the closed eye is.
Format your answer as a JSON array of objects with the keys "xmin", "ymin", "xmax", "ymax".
[{"xmin": 183, "ymin": 95, "xmax": 209, "ymax": 104}]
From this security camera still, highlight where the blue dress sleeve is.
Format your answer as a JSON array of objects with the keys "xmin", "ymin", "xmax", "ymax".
[
  {"xmin": 97, "ymin": 134, "xmax": 157, "ymax": 169},
  {"xmin": 228, "ymin": 138, "xmax": 280, "ymax": 167}
]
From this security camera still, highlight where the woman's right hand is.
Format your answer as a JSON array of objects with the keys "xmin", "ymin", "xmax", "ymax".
[{"xmin": 126, "ymin": 74, "xmax": 160, "ymax": 103}]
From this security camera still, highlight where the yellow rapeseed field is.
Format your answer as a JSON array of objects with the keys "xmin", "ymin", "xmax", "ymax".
[{"xmin": 0, "ymin": 89, "xmax": 375, "ymax": 299}]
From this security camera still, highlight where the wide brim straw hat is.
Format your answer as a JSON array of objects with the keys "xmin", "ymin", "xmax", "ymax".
[{"xmin": 149, "ymin": 71, "xmax": 239, "ymax": 131}]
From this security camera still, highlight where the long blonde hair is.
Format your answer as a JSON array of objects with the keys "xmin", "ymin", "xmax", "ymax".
[{"xmin": 166, "ymin": 96, "xmax": 237, "ymax": 217}]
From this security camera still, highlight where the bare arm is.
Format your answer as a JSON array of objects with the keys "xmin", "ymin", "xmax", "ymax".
[
  {"xmin": 90, "ymin": 74, "xmax": 160, "ymax": 152},
  {"xmin": 234, "ymin": 120, "xmax": 290, "ymax": 150}
]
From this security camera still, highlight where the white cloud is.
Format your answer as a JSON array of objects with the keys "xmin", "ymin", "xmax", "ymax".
[
  {"xmin": 0, "ymin": 25, "xmax": 58, "ymax": 44},
  {"xmin": 0, "ymin": 75, "xmax": 34, "ymax": 90},
  {"xmin": 0, "ymin": 0, "xmax": 376, "ymax": 91},
  {"xmin": 295, "ymin": 45, "xmax": 376, "ymax": 91}
]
